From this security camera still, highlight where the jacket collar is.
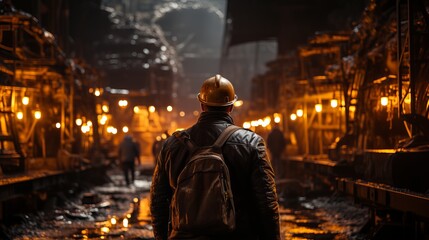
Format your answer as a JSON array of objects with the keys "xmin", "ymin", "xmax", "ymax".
[{"xmin": 197, "ymin": 111, "xmax": 234, "ymax": 125}]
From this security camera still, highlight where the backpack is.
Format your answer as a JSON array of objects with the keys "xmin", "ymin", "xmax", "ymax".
[{"xmin": 171, "ymin": 125, "xmax": 240, "ymax": 234}]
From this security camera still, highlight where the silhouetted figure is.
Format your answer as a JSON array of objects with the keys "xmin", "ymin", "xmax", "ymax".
[
  {"xmin": 118, "ymin": 135, "xmax": 140, "ymax": 186},
  {"xmin": 152, "ymin": 130, "xmax": 170, "ymax": 167},
  {"xmin": 267, "ymin": 125, "xmax": 286, "ymax": 179},
  {"xmin": 152, "ymin": 137, "xmax": 162, "ymax": 166}
]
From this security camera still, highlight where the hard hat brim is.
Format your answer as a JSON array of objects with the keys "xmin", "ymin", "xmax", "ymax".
[{"xmin": 197, "ymin": 93, "xmax": 238, "ymax": 107}]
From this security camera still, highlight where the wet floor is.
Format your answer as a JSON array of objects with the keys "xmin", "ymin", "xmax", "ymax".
[{"xmin": 3, "ymin": 168, "xmax": 368, "ymax": 240}]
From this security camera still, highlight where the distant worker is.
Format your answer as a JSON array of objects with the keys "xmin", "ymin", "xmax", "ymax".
[
  {"xmin": 267, "ymin": 124, "xmax": 287, "ymax": 179},
  {"xmin": 150, "ymin": 74, "xmax": 280, "ymax": 239},
  {"xmin": 118, "ymin": 135, "xmax": 141, "ymax": 186},
  {"xmin": 151, "ymin": 130, "xmax": 169, "ymax": 167},
  {"xmin": 152, "ymin": 136, "xmax": 163, "ymax": 166}
]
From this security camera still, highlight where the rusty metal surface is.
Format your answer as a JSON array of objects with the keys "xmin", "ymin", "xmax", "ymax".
[
  {"xmin": 0, "ymin": 166, "xmax": 107, "ymax": 202},
  {"xmin": 337, "ymin": 178, "xmax": 429, "ymax": 218}
]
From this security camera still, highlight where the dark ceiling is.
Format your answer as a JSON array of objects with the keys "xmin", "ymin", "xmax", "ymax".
[{"xmin": 225, "ymin": 0, "xmax": 367, "ymax": 54}]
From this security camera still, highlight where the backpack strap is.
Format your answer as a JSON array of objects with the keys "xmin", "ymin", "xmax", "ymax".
[
  {"xmin": 213, "ymin": 125, "xmax": 241, "ymax": 148},
  {"xmin": 173, "ymin": 130, "xmax": 196, "ymax": 151}
]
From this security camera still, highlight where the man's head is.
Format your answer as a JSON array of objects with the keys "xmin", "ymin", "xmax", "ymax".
[
  {"xmin": 198, "ymin": 74, "xmax": 237, "ymax": 112},
  {"xmin": 123, "ymin": 134, "xmax": 133, "ymax": 141}
]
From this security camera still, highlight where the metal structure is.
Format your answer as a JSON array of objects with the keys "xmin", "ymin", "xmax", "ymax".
[
  {"xmin": 242, "ymin": 0, "xmax": 429, "ymax": 237},
  {"xmin": 0, "ymin": 7, "xmax": 102, "ymax": 173},
  {"xmin": 91, "ymin": 16, "xmax": 182, "ymax": 158}
]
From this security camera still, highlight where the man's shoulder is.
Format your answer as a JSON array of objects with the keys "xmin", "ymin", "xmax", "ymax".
[
  {"xmin": 229, "ymin": 127, "xmax": 263, "ymax": 145},
  {"xmin": 164, "ymin": 131, "xmax": 186, "ymax": 148}
]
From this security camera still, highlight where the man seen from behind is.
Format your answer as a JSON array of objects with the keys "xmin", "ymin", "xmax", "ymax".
[{"xmin": 150, "ymin": 74, "xmax": 281, "ymax": 239}]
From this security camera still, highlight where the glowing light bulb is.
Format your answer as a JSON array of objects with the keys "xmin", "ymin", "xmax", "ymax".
[
  {"xmin": 22, "ymin": 96, "xmax": 29, "ymax": 105},
  {"xmin": 122, "ymin": 126, "xmax": 129, "ymax": 133},
  {"xmin": 122, "ymin": 218, "xmax": 129, "ymax": 228},
  {"xmin": 102, "ymin": 105, "xmax": 109, "ymax": 113},
  {"xmin": 76, "ymin": 118, "xmax": 83, "ymax": 126},
  {"xmin": 17, "ymin": 111, "xmax": 23, "ymax": 120},
  {"xmin": 330, "ymin": 99, "xmax": 338, "ymax": 108},
  {"xmin": 34, "ymin": 110, "xmax": 41, "ymax": 119},
  {"xmin": 118, "ymin": 100, "xmax": 128, "ymax": 107},
  {"xmin": 315, "ymin": 104, "xmax": 322, "ymax": 113},
  {"xmin": 148, "ymin": 106, "xmax": 156, "ymax": 113},
  {"xmin": 296, "ymin": 109, "xmax": 303, "ymax": 117},
  {"xmin": 273, "ymin": 113, "xmax": 281, "ymax": 123},
  {"xmin": 380, "ymin": 97, "xmax": 388, "ymax": 106},
  {"xmin": 290, "ymin": 113, "xmax": 297, "ymax": 121},
  {"xmin": 100, "ymin": 115, "xmax": 108, "ymax": 125}
]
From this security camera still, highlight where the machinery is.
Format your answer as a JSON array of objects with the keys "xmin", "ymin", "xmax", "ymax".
[
  {"xmin": 91, "ymin": 16, "xmax": 182, "ymax": 159},
  {"xmin": 0, "ymin": 6, "xmax": 103, "ymax": 173},
  {"xmin": 245, "ymin": 0, "xmax": 429, "ymax": 238}
]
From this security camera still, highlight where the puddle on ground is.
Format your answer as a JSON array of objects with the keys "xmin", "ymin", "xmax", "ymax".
[{"xmin": 3, "ymin": 169, "xmax": 368, "ymax": 240}]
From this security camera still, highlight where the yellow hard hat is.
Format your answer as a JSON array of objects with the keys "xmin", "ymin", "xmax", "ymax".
[{"xmin": 197, "ymin": 74, "xmax": 237, "ymax": 106}]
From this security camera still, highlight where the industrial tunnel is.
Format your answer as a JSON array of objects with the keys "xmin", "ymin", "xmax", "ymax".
[{"xmin": 0, "ymin": 0, "xmax": 428, "ymax": 239}]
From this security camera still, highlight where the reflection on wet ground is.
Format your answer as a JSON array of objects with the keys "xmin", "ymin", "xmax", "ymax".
[
  {"xmin": 4, "ymin": 168, "xmax": 368, "ymax": 240},
  {"xmin": 280, "ymin": 196, "xmax": 367, "ymax": 239}
]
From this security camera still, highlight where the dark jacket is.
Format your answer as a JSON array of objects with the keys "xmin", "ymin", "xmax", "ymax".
[{"xmin": 150, "ymin": 111, "xmax": 280, "ymax": 240}]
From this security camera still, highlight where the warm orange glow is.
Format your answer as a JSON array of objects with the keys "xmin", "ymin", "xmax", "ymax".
[
  {"xmin": 34, "ymin": 110, "xmax": 41, "ymax": 119},
  {"xmin": 179, "ymin": 111, "xmax": 185, "ymax": 117},
  {"xmin": 233, "ymin": 100, "xmax": 243, "ymax": 107},
  {"xmin": 76, "ymin": 118, "xmax": 83, "ymax": 126},
  {"xmin": 118, "ymin": 100, "xmax": 128, "ymax": 107},
  {"xmin": 290, "ymin": 113, "xmax": 297, "ymax": 121},
  {"xmin": 81, "ymin": 125, "xmax": 90, "ymax": 133},
  {"xmin": 167, "ymin": 105, "xmax": 173, "ymax": 112},
  {"xmin": 22, "ymin": 96, "xmax": 29, "ymax": 105},
  {"xmin": 107, "ymin": 126, "xmax": 117, "ymax": 134},
  {"xmin": 273, "ymin": 113, "xmax": 281, "ymax": 123},
  {"xmin": 148, "ymin": 106, "xmax": 156, "ymax": 113},
  {"xmin": 161, "ymin": 133, "xmax": 167, "ymax": 139},
  {"xmin": 100, "ymin": 227, "xmax": 110, "ymax": 233},
  {"xmin": 380, "ymin": 97, "xmax": 388, "ymax": 106},
  {"xmin": 262, "ymin": 116, "xmax": 271, "ymax": 127},
  {"xmin": 251, "ymin": 120, "xmax": 258, "ymax": 127},
  {"xmin": 102, "ymin": 104, "xmax": 109, "ymax": 113},
  {"xmin": 243, "ymin": 122, "xmax": 251, "ymax": 128},
  {"xmin": 122, "ymin": 218, "xmax": 129, "ymax": 228},
  {"xmin": 133, "ymin": 106, "xmax": 140, "ymax": 113},
  {"xmin": 296, "ymin": 109, "xmax": 303, "ymax": 117},
  {"xmin": 330, "ymin": 99, "xmax": 338, "ymax": 108},
  {"xmin": 99, "ymin": 115, "xmax": 108, "ymax": 125},
  {"xmin": 122, "ymin": 126, "xmax": 129, "ymax": 133},
  {"xmin": 315, "ymin": 104, "xmax": 322, "ymax": 112},
  {"xmin": 16, "ymin": 111, "xmax": 23, "ymax": 120}
]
